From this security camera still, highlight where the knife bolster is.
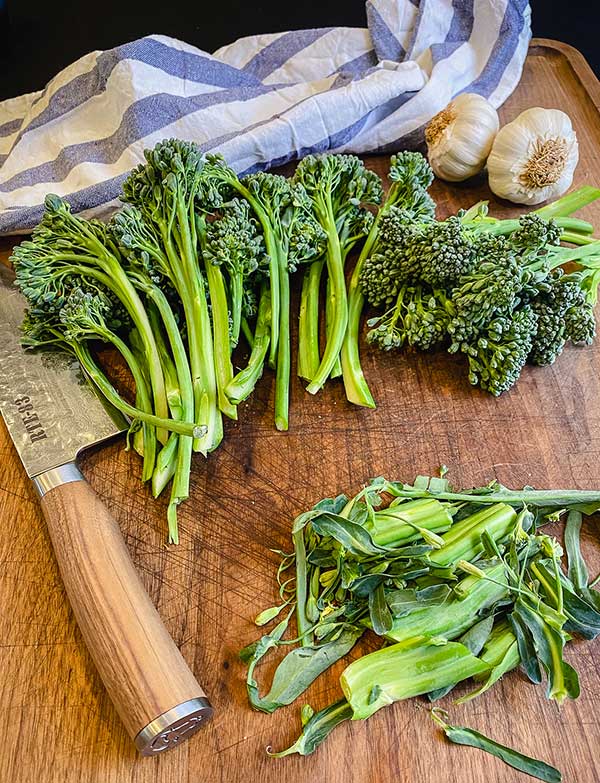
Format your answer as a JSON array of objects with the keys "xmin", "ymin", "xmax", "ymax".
[{"xmin": 33, "ymin": 462, "xmax": 83, "ymax": 496}]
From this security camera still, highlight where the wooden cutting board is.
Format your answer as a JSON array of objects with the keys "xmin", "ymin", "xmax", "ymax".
[{"xmin": 2, "ymin": 38, "xmax": 600, "ymax": 783}]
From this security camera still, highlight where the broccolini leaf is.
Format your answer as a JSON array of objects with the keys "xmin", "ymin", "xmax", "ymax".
[
  {"xmin": 247, "ymin": 629, "xmax": 361, "ymax": 714},
  {"xmin": 431, "ymin": 709, "xmax": 562, "ymax": 783},
  {"xmin": 268, "ymin": 699, "xmax": 353, "ymax": 757},
  {"xmin": 368, "ymin": 583, "xmax": 393, "ymax": 635}
]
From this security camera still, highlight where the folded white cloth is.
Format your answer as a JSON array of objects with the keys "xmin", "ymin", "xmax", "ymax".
[{"xmin": 0, "ymin": 0, "xmax": 531, "ymax": 234}]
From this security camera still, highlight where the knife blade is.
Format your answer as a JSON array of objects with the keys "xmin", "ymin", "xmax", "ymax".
[{"xmin": 0, "ymin": 265, "xmax": 212, "ymax": 754}]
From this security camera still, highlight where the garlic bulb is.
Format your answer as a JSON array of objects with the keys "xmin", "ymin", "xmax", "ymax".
[
  {"xmin": 425, "ymin": 94, "xmax": 499, "ymax": 182},
  {"xmin": 487, "ymin": 107, "xmax": 579, "ymax": 205}
]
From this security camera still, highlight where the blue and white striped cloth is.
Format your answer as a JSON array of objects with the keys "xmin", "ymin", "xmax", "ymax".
[{"xmin": 0, "ymin": 0, "xmax": 531, "ymax": 235}]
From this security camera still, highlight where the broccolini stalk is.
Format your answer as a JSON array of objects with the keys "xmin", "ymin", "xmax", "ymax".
[
  {"xmin": 226, "ymin": 284, "xmax": 271, "ymax": 404},
  {"xmin": 113, "ymin": 213, "xmax": 199, "ymax": 539},
  {"xmin": 340, "ymin": 636, "xmax": 489, "ymax": 720},
  {"xmin": 197, "ymin": 156, "xmax": 282, "ymax": 369},
  {"xmin": 73, "ymin": 343, "xmax": 202, "ymax": 438},
  {"xmin": 242, "ymin": 173, "xmax": 325, "ymax": 430},
  {"xmin": 120, "ymin": 140, "xmax": 221, "ymax": 454},
  {"xmin": 297, "ymin": 258, "xmax": 324, "ymax": 381},
  {"xmin": 383, "ymin": 474, "xmax": 600, "ymax": 514},
  {"xmin": 365, "ymin": 497, "xmax": 453, "ymax": 547},
  {"xmin": 325, "ymin": 276, "xmax": 342, "ymax": 378},
  {"xmin": 428, "ymin": 503, "xmax": 517, "ymax": 571},
  {"xmin": 341, "ymin": 152, "xmax": 435, "ymax": 407},
  {"xmin": 143, "ymin": 288, "xmax": 196, "ymax": 543},
  {"xmin": 202, "ymin": 198, "xmax": 264, "ymax": 349},
  {"xmin": 294, "ymin": 154, "xmax": 383, "ymax": 394},
  {"xmin": 385, "ymin": 562, "xmax": 508, "ymax": 643},
  {"xmin": 455, "ymin": 619, "xmax": 520, "ymax": 703},
  {"xmin": 195, "ymin": 215, "xmax": 237, "ymax": 421}
]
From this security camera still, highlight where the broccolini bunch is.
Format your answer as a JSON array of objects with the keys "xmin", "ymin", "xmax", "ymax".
[
  {"xmin": 11, "ymin": 140, "xmax": 332, "ymax": 540},
  {"xmin": 359, "ymin": 184, "xmax": 600, "ymax": 396}
]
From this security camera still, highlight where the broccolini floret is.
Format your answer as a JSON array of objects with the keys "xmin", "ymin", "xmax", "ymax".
[
  {"xmin": 360, "ymin": 199, "xmax": 600, "ymax": 395},
  {"xmin": 461, "ymin": 307, "xmax": 538, "ymax": 396},
  {"xmin": 203, "ymin": 198, "xmax": 265, "ymax": 348},
  {"xmin": 366, "ymin": 284, "xmax": 451, "ymax": 351}
]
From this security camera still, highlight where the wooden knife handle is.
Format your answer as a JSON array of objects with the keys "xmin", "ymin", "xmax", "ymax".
[{"xmin": 37, "ymin": 466, "xmax": 212, "ymax": 755}]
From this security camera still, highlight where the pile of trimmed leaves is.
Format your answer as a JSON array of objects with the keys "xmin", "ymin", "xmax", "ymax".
[
  {"xmin": 356, "ymin": 158, "xmax": 600, "ymax": 397},
  {"xmin": 241, "ymin": 474, "xmax": 600, "ymax": 780}
]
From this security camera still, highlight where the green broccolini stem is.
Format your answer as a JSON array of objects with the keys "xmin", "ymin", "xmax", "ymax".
[
  {"xmin": 535, "ymin": 185, "xmax": 600, "ymax": 220},
  {"xmin": 275, "ymin": 246, "xmax": 291, "ymax": 431},
  {"xmin": 385, "ymin": 483, "xmax": 600, "ymax": 510},
  {"xmin": 74, "ymin": 344, "xmax": 203, "ymax": 437},
  {"xmin": 325, "ymin": 276, "xmax": 342, "ymax": 379},
  {"xmin": 72, "ymin": 230, "xmax": 171, "ymax": 445},
  {"xmin": 229, "ymin": 273, "xmax": 244, "ymax": 347},
  {"xmin": 340, "ymin": 208, "xmax": 384, "ymax": 407},
  {"xmin": 144, "ymin": 284, "xmax": 196, "ymax": 543},
  {"xmin": 385, "ymin": 562, "xmax": 508, "ymax": 643},
  {"xmin": 293, "ymin": 527, "xmax": 312, "ymax": 647},
  {"xmin": 99, "ymin": 328, "xmax": 157, "ymax": 484},
  {"xmin": 159, "ymin": 214, "xmax": 221, "ymax": 455},
  {"xmin": 428, "ymin": 503, "xmax": 517, "ymax": 570},
  {"xmin": 297, "ymin": 259, "xmax": 323, "ymax": 381},
  {"xmin": 340, "ymin": 636, "xmax": 489, "ymax": 720},
  {"xmin": 226, "ymin": 286, "xmax": 271, "ymax": 405},
  {"xmin": 240, "ymin": 315, "xmax": 255, "ymax": 350},
  {"xmin": 198, "ymin": 220, "xmax": 237, "ymax": 421},
  {"xmin": 231, "ymin": 181, "xmax": 281, "ymax": 368},
  {"xmin": 152, "ymin": 432, "xmax": 178, "ymax": 498},
  {"xmin": 366, "ymin": 498, "xmax": 453, "ymax": 546},
  {"xmin": 204, "ymin": 262, "xmax": 237, "ymax": 420},
  {"xmin": 306, "ymin": 191, "xmax": 348, "ymax": 394}
]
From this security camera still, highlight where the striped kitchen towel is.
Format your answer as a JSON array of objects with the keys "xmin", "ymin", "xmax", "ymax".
[{"xmin": 0, "ymin": 0, "xmax": 531, "ymax": 234}]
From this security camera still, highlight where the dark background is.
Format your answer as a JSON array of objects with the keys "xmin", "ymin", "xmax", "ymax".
[{"xmin": 0, "ymin": 0, "xmax": 597, "ymax": 101}]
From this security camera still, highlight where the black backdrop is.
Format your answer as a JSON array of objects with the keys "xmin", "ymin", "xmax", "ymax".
[{"xmin": 0, "ymin": 0, "xmax": 597, "ymax": 101}]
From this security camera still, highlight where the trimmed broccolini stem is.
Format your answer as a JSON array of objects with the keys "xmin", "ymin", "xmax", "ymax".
[
  {"xmin": 231, "ymin": 180, "xmax": 281, "ymax": 368},
  {"xmin": 275, "ymin": 246, "xmax": 291, "ymax": 431},
  {"xmin": 74, "ymin": 344, "xmax": 203, "ymax": 438},
  {"xmin": 240, "ymin": 315, "xmax": 255, "ymax": 350},
  {"xmin": 229, "ymin": 272, "xmax": 244, "ymax": 347},
  {"xmin": 144, "ymin": 285, "xmax": 196, "ymax": 543},
  {"xmin": 297, "ymin": 259, "xmax": 323, "ymax": 381},
  {"xmin": 226, "ymin": 285, "xmax": 271, "ymax": 405},
  {"xmin": 200, "ymin": 227, "xmax": 238, "ymax": 421},
  {"xmin": 340, "ymin": 636, "xmax": 489, "ymax": 720},
  {"xmin": 306, "ymin": 192, "xmax": 348, "ymax": 394},
  {"xmin": 340, "ymin": 211, "xmax": 383, "ymax": 407},
  {"xmin": 99, "ymin": 328, "xmax": 156, "ymax": 484},
  {"xmin": 325, "ymin": 276, "xmax": 342, "ymax": 379},
  {"xmin": 293, "ymin": 526, "xmax": 312, "ymax": 647}
]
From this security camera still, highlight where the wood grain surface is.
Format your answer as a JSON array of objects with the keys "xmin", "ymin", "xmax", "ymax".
[{"xmin": 2, "ymin": 39, "xmax": 600, "ymax": 783}]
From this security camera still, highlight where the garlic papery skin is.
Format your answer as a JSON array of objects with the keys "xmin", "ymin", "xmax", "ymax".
[
  {"xmin": 487, "ymin": 107, "xmax": 579, "ymax": 205},
  {"xmin": 425, "ymin": 94, "xmax": 500, "ymax": 182}
]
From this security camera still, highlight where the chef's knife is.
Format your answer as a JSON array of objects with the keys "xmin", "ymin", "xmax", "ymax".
[{"xmin": 0, "ymin": 265, "xmax": 212, "ymax": 755}]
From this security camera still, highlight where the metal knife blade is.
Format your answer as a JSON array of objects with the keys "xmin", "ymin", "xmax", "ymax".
[{"xmin": 0, "ymin": 264, "xmax": 127, "ymax": 478}]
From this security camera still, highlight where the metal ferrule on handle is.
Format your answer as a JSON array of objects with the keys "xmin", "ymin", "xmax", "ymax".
[{"xmin": 33, "ymin": 462, "xmax": 84, "ymax": 496}]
